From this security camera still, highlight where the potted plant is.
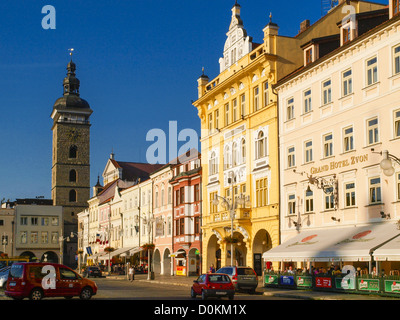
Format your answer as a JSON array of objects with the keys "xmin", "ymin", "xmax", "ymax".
[
  {"xmin": 223, "ymin": 235, "xmax": 239, "ymax": 244},
  {"xmin": 142, "ymin": 243, "xmax": 155, "ymax": 251},
  {"xmin": 104, "ymin": 247, "xmax": 115, "ymax": 253}
]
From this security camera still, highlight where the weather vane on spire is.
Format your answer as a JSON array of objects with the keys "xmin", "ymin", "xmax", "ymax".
[{"xmin": 68, "ymin": 48, "xmax": 74, "ymax": 58}]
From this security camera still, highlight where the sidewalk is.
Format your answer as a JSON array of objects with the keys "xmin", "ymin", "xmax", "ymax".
[{"xmin": 104, "ymin": 273, "xmax": 399, "ymax": 300}]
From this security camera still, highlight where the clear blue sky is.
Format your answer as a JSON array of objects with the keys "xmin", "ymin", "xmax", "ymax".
[{"xmin": 0, "ymin": 0, "xmax": 388, "ymax": 201}]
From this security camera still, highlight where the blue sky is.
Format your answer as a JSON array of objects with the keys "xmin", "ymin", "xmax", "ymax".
[{"xmin": 0, "ymin": 0, "xmax": 388, "ymax": 201}]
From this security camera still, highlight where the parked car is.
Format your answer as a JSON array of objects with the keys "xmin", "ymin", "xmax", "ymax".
[
  {"xmin": 86, "ymin": 266, "xmax": 102, "ymax": 278},
  {"xmin": 216, "ymin": 266, "xmax": 258, "ymax": 293},
  {"xmin": 191, "ymin": 273, "xmax": 235, "ymax": 300},
  {"xmin": 0, "ymin": 267, "xmax": 11, "ymax": 289},
  {"xmin": 5, "ymin": 262, "xmax": 98, "ymax": 300}
]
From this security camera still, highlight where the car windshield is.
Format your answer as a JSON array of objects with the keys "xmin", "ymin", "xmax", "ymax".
[
  {"xmin": 217, "ymin": 267, "xmax": 234, "ymax": 275},
  {"xmin": 10, "ymin": 264, "xmax": 24, "ymax": 278},
  {"xmin": 238, "ymin": 268, "xmax": 254, "ymax": 276},
  {"xmin": 208, "ymin": 274, "xmax": 231, "ymax": 283}
]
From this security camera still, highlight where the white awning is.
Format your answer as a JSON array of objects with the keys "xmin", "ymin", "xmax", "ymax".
[
  {"xmin": 373, "ymin": 235, "xmax": 400, "ymax": 261},
  {"xmin": 129, "ymin": 247, "xmax": 143, "ymax": 255},
  {"xmin": 98, "ymin": 247, "xmax": 143, "ymax": 260},
  {"xmin": 263, "ymin": 223, "xmax": 400, "ymax": 262}
]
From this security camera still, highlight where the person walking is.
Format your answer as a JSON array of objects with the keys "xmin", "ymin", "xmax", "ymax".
[{"xmin": 128, "ymin": 265, "xmax": 135, "ymax": 282}]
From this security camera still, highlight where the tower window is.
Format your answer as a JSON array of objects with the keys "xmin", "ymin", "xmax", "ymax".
[
  {"xmin": 69, "ymin": 170, "xmax": 77, "ymax": 182},
  {"xmin": 69, "ymin": 145, "xmax": 77, "ymax": 159},
  {"xmin": 69, "ymin": 190, "xmax": 77, "ymax": 202}
]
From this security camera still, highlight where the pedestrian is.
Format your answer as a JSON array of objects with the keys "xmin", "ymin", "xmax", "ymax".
[
  {"xmin": 128, "ymin": 265, "xmax": 135, "ymax": 282},
  {"xmin": 209, "ymin": 264, "xmax": 215, "ymax": 273}
]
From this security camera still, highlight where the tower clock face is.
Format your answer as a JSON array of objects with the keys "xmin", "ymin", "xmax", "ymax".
[{"xmin": 67, "ymin": 128, "xmax": 80, "ymax": 142}]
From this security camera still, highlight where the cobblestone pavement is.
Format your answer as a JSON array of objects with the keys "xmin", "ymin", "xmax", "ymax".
[{"xmin": 1, "ymin": 273, "xmax": 398, "ymax": 300}]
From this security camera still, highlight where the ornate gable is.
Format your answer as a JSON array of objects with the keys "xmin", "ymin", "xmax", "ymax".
[{"xmin": 219, "ymin": 2, "xmax": 253, "ymax": 73}]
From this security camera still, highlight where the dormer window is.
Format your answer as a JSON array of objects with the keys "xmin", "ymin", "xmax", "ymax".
[
  {"xmin": 394, "ymin": 0, "xmax": 400, "ymax": 16},
  {"xmin": 305, "ymin": 47, "xmax": 314, "ymax": 65},
  {"xmin": 342, "ymin": 25, "xmax": 351, "ymax": 44},
  {"xmin": 340, "ymin": 18, "xmax": 357, "ymax": 46}
]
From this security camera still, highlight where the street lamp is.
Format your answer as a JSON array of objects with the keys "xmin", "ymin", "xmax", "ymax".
[
  {"xmin": 293, "ymin": 169, "xmax": 338, "ymax": 209},
  {"xmin": 212, "ymin": 172, "xmax": 250, "ymax": 266},
  {"xmin": 372, "ymin": 149, "xmax": 400, "ymax": 176},
  {"xmin": 134, "ymin": 213, "xmax": 155, "ymax": 280},
  {"xmin": 59, "ymin": 233, "xmax": 72, "ymax": 265}
]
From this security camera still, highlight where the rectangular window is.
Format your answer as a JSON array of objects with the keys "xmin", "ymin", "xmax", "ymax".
[
  {"xmin": 51, "ymin": 217, "xmax": 59, "ymax": 226},
  {"xmin": 394, "ymin": 110, "xmax": 400, "ymax": 138},
  {"xmin": 31, "ymin": 217, "xmax": 38, "ymax": 226},
  {"xmin": 256, "ymin": 178, "xmax": 268, "ymax": 207},
  {"xmin": 394, "ymin": 45, "xmax": 400, "ymax": 75},
  {"xmin": 20, "ymin": 231, "xmax": 27, "ymax": 244},
  {"xmin": 369, "ymin": 177, "xmax": 382, "ymax": 204},
  {"xmin": 367, "ymin": 117, "xmax": 379, "ymax": 145},
  {"xmin": 240, "ymin": 94, "xmax": 246, "ymax": 117},
  {"xmin": 175, "ymin": 190, "xmax": 180, "ymax": 206},
  {"xmin": 394, "ymin": 0, "xmax": 400, "ymax": 16},
  {"xmin": 366, "ymin": 57, "xmax": 378, "ymax": 86},
  {"xmin": 194, "ymin": 216, "xmax": 200, "ymax": 234},
  {"xmin": 180, "ymin": 187, "xmax": 185, "ymax": 205},
  {"xmin": 304, "ymin": 89, "xmax": 312, "ymax": 113},
  {"xmin": 287, "ymin": 146, "xmax": 296, "ymax": 168},
  {"xmin": 323, "ymin": 133, "xmax": 333, "ymax": 158},
  {"xmin": 263, "ymin": 81, "xmax": 269, "ymax": 107},
  {"xmin": 20, "ymin": 217, "xmax": 28, "ymax": 225},
  {"xmin": 342, "ymin": 69, "xmax": 353, "ymax": 96},
  {"xmin": 254, "ymin": 86, "xmax": 260, "ymax": 112},
  {"xmin": 342, "ymin": 25, "xmax": 351, "ymax": 44},
  {"xmin": 397, "ymin": 173, "xmax": 400, "ymax": 201},
  {"xmin": 345, "ymin": 182, "xmax": 356, "ymax": 207},
  {"xmin": 232, "ymin": 98, "xmax": 238, "ymax": 122},
  {"xmin": 208, "ymin": 113, "xmax": 213, "ymax": 131},
  {"xmin": 180, "ymin": 218, "xmax": 185, "ymax": 235},
  {"xmin": 343, "ymin": 126, "xmax": 354, "ymax": 152},
  {"xmin": 194, "ymin": 184, "xmax": 200, "ymax": 202},
  {"xmin": 287, "ymin": 98, "xmax": 294, "ymax": 121},
  {"xmin": 304, "ymin": 140, "xmax": 313, "ymax": 163},
  {"xmin": 214, "ymin": 109, "xmax": 219, "ymax": 129},
  {"xmin": 322, "ymin": 80, "xmax": 332, "ymax": 105},
  {"xmin": 51, "ymin": 232, "xmax": 59, "ymax": 244},
  {"xmin": 31, "ymin": 232, "xmax": 38, "ymax": 244},
  {"xmin": 210, "ymin": 192, "xmax": 218, "ymax": 214},
  {"xmin": 41, "ymin": 218, "xmax": 49, "ymax": 226},
  {"xmin": 305, "ymin": 48, "xmax": 313, "ymax": 65},
  {"xmin": 225, "ymin": 103, "xmax": 230, "ymax": 126},
  {"xmin": 325, "ymin": 187, "xmax": 335, "ymax": 210},
  {"xmin": 305, "ymin": 190, "xmax": 314, "ymax": 213},
  {"xmin": 41, "ymin": 232, "xmax": 48, "ymax": 244},
  {"xmin": 288, "ymin": 194, "xmax": 296, "ymax": 215}
]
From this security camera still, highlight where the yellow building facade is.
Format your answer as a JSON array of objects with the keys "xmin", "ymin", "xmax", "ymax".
[{"xmin": 193, "ymin": 3, "xmax": 302, "ymax": 273}]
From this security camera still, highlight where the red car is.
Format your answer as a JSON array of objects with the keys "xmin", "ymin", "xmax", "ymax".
[
  {"xmin": 191, "ymin": 273, "xmax": 235, "ymax": 300},
  {"xmin": 5, "ymin": 262, "xmax": 97, "ymax": 300}
]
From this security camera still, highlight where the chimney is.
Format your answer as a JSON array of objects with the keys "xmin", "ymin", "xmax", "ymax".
[{"xmin": 300, "ymin": 20, "xmax": 310, "ymax": 33}]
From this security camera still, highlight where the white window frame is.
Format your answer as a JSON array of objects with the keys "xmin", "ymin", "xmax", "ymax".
[
  {"xmin": 342, "ymin": 69, "xmax": 353, "ymax": 97},
  {"xmin": 287, "ymin": 97, "xmax": 294, "ymax": 121},
  {"xmin": 303, "ymin": 89, "xmax": 312, "ymax": 114},
  {"xmin": 343, "ymin": 126, "xmax": 354, "ymax": 153},
  {"xmin": 305, "ymin": 190, "xmax": 314, "ymax": 213},
  {"xmin": 322, "ymin": 79, "xmax": 332, "ymax": 105},
  {"xmin": 393, "ymin": 45, "xmax": 400, "ymax": 75},
  {"xmin": 323, "ymin": 133, "xmax": 333, "ymax": 158},
  {"xmin": 288, "ymin": 194, "xmax": 296, "ymax": 215},
  {"xmin": 369, "ymin": 177, "xmax": 382, "ymax": 204},
  {"xmin": 304, "ymin": 140, "xmax": 313, "ymax": 164},
  {"xmin": 366, "ymin": 56, "xmax": 378, "ymax": 86},
  {"xmin": 287, "ymin": 146, "xmax": 296, "ymax": 168},
  {"xmin": 344, "ymin": 182, "xmax": 356, "ymax": 208},
  {"xmin": 367, "ymin": 117, "xmax": 379, "ymax": 146}
]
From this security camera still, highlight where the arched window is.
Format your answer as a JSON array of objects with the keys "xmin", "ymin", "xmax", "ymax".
[
  {"xmin": 69, "ymin": 190, "xmax": 77, "ymax": 202},
  {"xmin": 241, "ymin": 138, "xmax": 246, "ymax": 164},
  {"xmin": 256, "ymin": 131, "xmax": 267, "ymax": 159},
  {"xmin": 69, "ymin": 145, "xmax": 77, "ymax": 159},
  {"xmin": 232, "ymin": 142, "xmax": 238, "ymax": 167},
  {"xmin": 69, "ymin": 170, "xmax": 77, "ymax": 182},
  {"xmin": 224, "ymin": 146, "xmax": 231, "ymax": 170},
  {"xmin": 209, "ymin": 152, "xmax": 218, "ymax": 175}
]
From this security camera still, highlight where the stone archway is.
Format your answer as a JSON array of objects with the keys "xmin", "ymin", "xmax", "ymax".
[
  {"xmin": 42, "ymin": 251, "xmax": 59, "ymax": 263},
  {"xmin": 225, "ymin": 231, "xmax": 247, "ymax": 267},
  {"xmin": 188, "ymin": 248, "xmax": 200, "ymax": 276},
  {"xmin": 20, "ymin": 251, "xmax": 36, "ymax": 261},
  {"xmin": 252, "ymin": 229, "xmax": 272, "ymax": 276},
  {"xmin": 153, "ymin": 249, "xmax": 161, "ymax": 274},
  {"xmin": 207, "ymin": 234, "xmax": 221, "ymax": 271},
  {"xmin": 163, "ymin": 248, "xmax": 171, "ymax": 275}
]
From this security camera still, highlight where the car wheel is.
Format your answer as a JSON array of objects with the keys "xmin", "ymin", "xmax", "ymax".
[
  {"xmin": 80, "ymin": 287, "xmax": 93, "ymax": 300},
  {"xmin": 29, "ymin": 288, "xmax": 44, "ymax": 300},
  {"xmin": 190, "ymin": 288, "xmax": 197, "ymax": 299},
  {"xmin": 201, "ymin": 290, "xmax": 207, "ymax": 300}
]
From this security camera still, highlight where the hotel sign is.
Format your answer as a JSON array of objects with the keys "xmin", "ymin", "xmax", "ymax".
[{"xmin": 310, "ymin": 154, "xmax": 369, "ymax": 175}]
